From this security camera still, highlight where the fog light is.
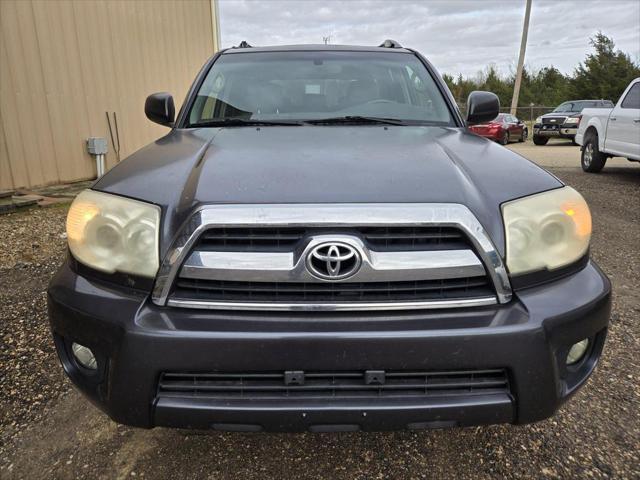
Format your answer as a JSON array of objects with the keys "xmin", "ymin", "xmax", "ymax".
[
  {"xmin": 71, "ymin": 342, "xmax": 97, "ymax": 370},
  {"xmin": 566, "ymin": 339, "xmax": 589, "ymax": 365}
]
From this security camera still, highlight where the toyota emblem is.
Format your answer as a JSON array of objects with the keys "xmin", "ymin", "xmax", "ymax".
[{"xmin": 306, "ymin": 242, "xmax": 362, "ymax": 280}]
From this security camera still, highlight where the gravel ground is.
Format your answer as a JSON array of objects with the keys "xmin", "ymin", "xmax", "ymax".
[
  {"xmin": 1, "ymin": 142, "xmax": 638, "ymax": 479},
  {"xmin": 0, "ymin": 206, "xmax": 71, "ymax": 430}
]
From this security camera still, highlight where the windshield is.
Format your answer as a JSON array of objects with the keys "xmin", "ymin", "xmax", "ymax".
[
  {"xmin": 187, "ymin": 51, "xmax": 455, "ymax": 126},
  {"xmin": 553, "ymin": 101, "xmax": 610, "ymax": 113}
]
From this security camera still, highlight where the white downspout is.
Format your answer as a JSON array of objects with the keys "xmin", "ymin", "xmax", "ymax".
[{"xmin": 211, "ymin": 0, "xmax": 221, "ymax": 52}]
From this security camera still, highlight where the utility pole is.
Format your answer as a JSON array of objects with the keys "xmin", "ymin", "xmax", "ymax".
[{"xmin": 511, "ymin": 0, "xmax": 532, "ymax": 115}]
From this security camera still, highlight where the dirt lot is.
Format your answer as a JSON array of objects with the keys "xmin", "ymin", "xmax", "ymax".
[{"xmin": 1, "ymin": 140, "xmax": 639, "ymax": 479}]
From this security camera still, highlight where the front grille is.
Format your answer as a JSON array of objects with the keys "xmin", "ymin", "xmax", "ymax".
[
  {"xmin": 542, "ymin": 116, "xmax": 567, "ymax": 125},
  {"xmin": 196, "ymin": 226, "xmax": 470, "ymax": 251},
  {"xmin": 153, "ymin": 204, "xmax": 511, "ymax": 310},
  {"xmin": 360, "ymin": 226, "xmax": 468, "ymax": 250},
  {"xmin": 171, "ymin": 276, "xmax": 494, "ymax": 303},
  {"xmin": 157, "ymin": 369, "xmax": 510, "ymax": 400},
  {"xmin": 197, "ymin": 227, "xmax": 306, "ymax": 250}
]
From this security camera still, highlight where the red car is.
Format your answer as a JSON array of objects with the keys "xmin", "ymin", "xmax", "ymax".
[{"xmin": 469, "ymin": 113, "xmax": 528, "ymax": 144}]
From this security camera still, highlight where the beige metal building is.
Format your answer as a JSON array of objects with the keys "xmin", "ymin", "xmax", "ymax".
[{"xmin": 0, "ymin": 0, "xmax": 220, "ymax": 190}]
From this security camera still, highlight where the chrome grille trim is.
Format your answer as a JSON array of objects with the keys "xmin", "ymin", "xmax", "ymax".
[
  {"xmin": 165, "ymin": 296, "xmax": 498, "ymax": 311},
  {"xmin": 152, "ymin": 203, "xmax": 512, "ymax": 310},
  {"xmin": 179, "ymin": 235, "xmax": 486, "ymax": 283}
]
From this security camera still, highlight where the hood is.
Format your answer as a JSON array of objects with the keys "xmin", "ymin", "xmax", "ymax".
[{"xmin": 95, "ymin": 126, "xmax": 562, "ymax": 254}]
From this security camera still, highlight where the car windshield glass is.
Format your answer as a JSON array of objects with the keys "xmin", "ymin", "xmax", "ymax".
[
  {"xmin": 187, "ymin": 51, "xmax": 455, "ymax": 126},
  {"xmin": 573, "ymin": 101, "xmax": 596, "ymax": 110},
  {"xmin": 553, "ymin": 101, "xmax": 607, "ymax": 113},
  {"xmin": 553, "ymin": 103, "xmax": 574, "ymax": 112}
]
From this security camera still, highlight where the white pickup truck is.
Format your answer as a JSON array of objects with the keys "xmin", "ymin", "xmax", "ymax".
[{"xmin": 576, "ymin": 78, "xmax": 640, "ymax": 172}]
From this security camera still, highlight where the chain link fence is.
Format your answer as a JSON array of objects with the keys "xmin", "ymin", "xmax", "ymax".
[
  {"xmin": 498, "ymin": 106, "xmax": 556, "ymax": 122},
  {"xmin": 458, "ymin": 104, "xmax": 558, "ymax": 129}
]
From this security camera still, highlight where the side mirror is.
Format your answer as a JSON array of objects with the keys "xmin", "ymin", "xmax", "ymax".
[
  {"xmin": 466, "ymin": 91, "xmax": 500, "ymax": 125},
  {"xmin": 145, "ymin": 92, "xmax": 175, "ymax": 127}
]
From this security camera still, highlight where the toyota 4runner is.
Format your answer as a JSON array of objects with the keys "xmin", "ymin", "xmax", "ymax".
[{"xmin": 48, "ymin": 41, "xmax": 611, "ymax": 432}]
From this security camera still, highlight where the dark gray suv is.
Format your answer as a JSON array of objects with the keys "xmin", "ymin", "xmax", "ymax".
[{"xmin": 48, "ymin": 41, "xmax": 611, "ymax": 432}]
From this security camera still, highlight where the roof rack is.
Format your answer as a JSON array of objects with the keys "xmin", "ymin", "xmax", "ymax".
[
  {"xmin": 236, "ymin": 40, "xmax": 252, "ymax": 49},
  {"xmin": 379, "ymin": 39, "xmax": 402, "ymax": 48}
]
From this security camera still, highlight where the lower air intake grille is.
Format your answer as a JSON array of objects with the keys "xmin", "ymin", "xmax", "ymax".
[
  {"xmin": 171, "ymin": 277, "xmax": 494, "ymax": 303},
  {"xmin": 157, "ymin": 369, "xmax": 510, "ymax": 400}
]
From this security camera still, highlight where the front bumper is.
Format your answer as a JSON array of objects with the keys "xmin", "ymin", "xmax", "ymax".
[
  {"xmin": 534, "ymin": 124, "xmax": 578, "ymax": 138},
  {"xmin": 48, "ymin": 259, "xmax": 611, "ymax": 432}
]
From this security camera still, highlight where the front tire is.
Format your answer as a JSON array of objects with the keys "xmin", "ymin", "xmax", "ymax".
[
  {"xmin": 500, "ymin": 132, "xmax": 510, "ymax": 145},
  {"xmin": 581, "ymin": 134, "xmax": 607, "ymax": 173},
  {"xmin": 533, "ymin": 135, "xmax": 548, "ymax": 146}
]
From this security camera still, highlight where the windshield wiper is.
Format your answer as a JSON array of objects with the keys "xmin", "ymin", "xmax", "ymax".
[
  {"xmin": 189, "ymin": 118, "xmax": 303, "ymax": 127},
  {"xmin": 304, "ymin": 116, "xmax": 408, "ymax": 126}
]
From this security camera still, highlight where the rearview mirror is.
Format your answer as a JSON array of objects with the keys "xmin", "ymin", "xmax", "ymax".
[
  {"xmin": 466, "ymin": 91, "xmax": 500, "ymax": 125},
  {"xmin": 145, "ymin": 92, "xmax": 175, "ymax": 127}
]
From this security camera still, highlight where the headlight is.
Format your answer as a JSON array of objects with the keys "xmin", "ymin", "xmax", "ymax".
[
  {"xmin": 502, "ymin": 187, "xmax": 591, "ymax": 276},
  {"xmin": 564, "ymin": 116, "xmax": 581, "ymax": 125},
  {"xmin": 535, "ymin": 116, "xmax": 542, "ymax": 124},
  {"xmin": 66, "ymin": 190, "xmax": 160, "ymax": 277}
]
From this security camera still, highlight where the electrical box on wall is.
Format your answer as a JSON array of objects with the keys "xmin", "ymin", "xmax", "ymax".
[
  {"xmin": 86, "ymin": 137, "xmax": 108, "ymax": 155},
  {"xmin": 86, "ymin": 137, "xmax": 108, "ymax": 178}
]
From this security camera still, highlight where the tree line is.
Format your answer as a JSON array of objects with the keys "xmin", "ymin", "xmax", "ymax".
[{"xmin": 442, "ymin": 33, "xmax": 640, "ymax": 109}]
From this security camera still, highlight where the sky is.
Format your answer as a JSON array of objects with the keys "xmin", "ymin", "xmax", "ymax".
[{"xmin": 218, "ymin": 0, "xmax": 640, "ymax": 79}]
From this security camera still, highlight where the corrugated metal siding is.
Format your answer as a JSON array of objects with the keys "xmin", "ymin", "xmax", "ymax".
[{"xmin": 0, "ymin": 0, "xmax": 217, "ymax": 190}]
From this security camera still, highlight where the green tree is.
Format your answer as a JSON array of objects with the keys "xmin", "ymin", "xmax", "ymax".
[
  {"xmin": 442, "ymin": 73, "xmax": 456, "ymax": 96},
  {"xmin": 570, "ymin": 32, "xmax": 640, "ymax": 101},
  {"xmin": 443, "ymin": 73, "xmax": 478, "ymax": 106},
  {"xmin": 528, "ymin": 67, "xmax": 570, "ymax": 106},
  {"xmin": 456, "ymin": 74, "xmax": 477, "ymax": 104},
  {"xmin": 442, "ymin": 32, "xmax": 638, "ymax": 110},
  {"xmin": 478, "ymin": 66, "xmax": 512, "ymax": 107}
]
